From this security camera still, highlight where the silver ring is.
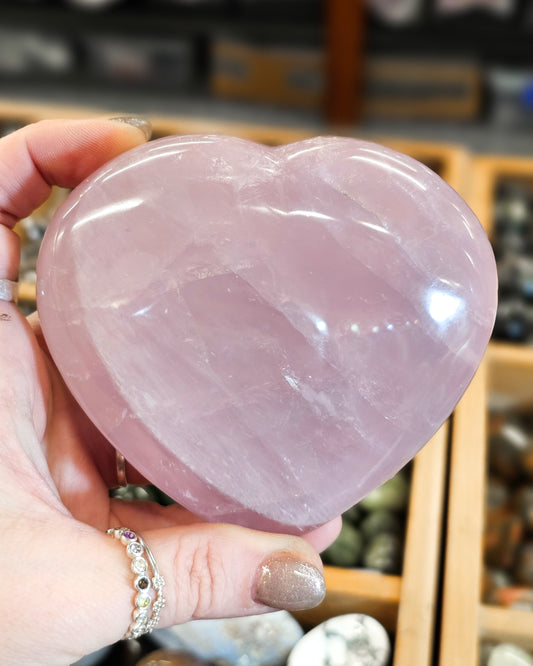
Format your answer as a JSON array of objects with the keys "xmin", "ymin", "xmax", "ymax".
[
  {"xmin": 116, "ymin": 451, "xmax": 128, "ymax": 488},
  {"xmin": 0, "ymin": 279, "xmax": 18, "ymax": 303},
  {"xmin": 108, "ymin": 527, "xmax": 166, "ymax": 640}
]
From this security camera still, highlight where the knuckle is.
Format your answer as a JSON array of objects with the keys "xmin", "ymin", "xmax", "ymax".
[{"xmin": 173, "ymin": 528, "xmax": 228, "ymax": 620}]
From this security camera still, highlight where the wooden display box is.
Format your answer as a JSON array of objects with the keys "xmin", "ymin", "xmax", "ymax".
[
  {"xmin": 469, "ymin": 155, "xmax": 533, "ymax": 240},
  {"xmin": 211, "ymin": 39, "xmax": 324, "ymax": 110},
  {"xmin": 440, "ymin": 156, "xmax": 533, "ymax": 664},
  {"xmin": 440, "ymin": 346, "xmax": 533, "ymax": 664},
  {"xmin": 363, "ymin": 57, "xmax": 482, "ymax": 122},
  {"xmin": 1, "ymin": 100, "xmax": 466, "ymax": 664}
]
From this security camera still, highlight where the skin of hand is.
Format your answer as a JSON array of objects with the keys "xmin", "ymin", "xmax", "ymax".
[{"xmin": 0, "ymin": 119, "xmax": 341, "ymax": 666}]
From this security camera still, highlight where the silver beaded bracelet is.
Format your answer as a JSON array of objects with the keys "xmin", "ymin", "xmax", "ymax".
[{"xmin": 108, "ymin": 527, "xmax": 166, "ymax": 640}]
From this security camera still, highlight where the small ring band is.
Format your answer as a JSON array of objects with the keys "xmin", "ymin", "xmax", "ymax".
[
  {"xmin": 0, "ymin": 279, "xmax": 18, "ymax": 303},
  {"xmin": 108, "ymin": 527, "xmax": 166, "ymax": 640},
  {"xmin": 115, "ymin": 451, "xmax": 128, "ymax": 488}
]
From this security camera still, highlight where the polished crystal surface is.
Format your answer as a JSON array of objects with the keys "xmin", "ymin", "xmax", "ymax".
[{"xmin": 36, "ymin": 135, "xmax": 498, "ymax": 533}]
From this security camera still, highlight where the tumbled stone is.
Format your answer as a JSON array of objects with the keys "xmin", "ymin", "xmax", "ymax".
[
  {"xmin": 360, "ymin": 509, "xmax": 403, "ymax": 541},
  {"xmin": 321, "ymin": 519, "xmax": 363, "ymax": 568},
  {"xmin": 363, "ymin": 533, "xmax": 403, "ymax": 574},
  {"xmin": 287, "ymin": 613, "xmax": 390, "ymax": 666},
  {"xmin": 359, "ymin": 472, "xmax": 410, "ymax": 513}
]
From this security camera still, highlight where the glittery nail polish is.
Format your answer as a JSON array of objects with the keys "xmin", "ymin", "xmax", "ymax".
[{"xmin": 253, "ymin": 552, "xmax": 326, "ymax": 611}]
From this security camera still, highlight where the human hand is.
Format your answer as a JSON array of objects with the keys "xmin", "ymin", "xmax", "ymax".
[{"xmin": 0, "ymin": 118, "xmax": 340, "ymax": 666}]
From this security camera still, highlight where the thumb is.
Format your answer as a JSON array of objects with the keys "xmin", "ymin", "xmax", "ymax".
[
  {"xmin": 129, "ymin": 523, "xmax": 326, "ymax": 618},
  {"xmin": 26, "ymin": 520, "xmax": 327, "ymax": 663}
]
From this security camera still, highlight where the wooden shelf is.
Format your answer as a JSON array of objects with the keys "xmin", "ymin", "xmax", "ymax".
[
  {"xmin": 0, "ymin": 97, "xmax": 320, "ymax": 146},
  {"xmin": 0, "ymin": 1, "xmax": 362, "ymax": 124},
  {"xmin": 17, "ymin": 282, "xmax": 36, "ymax": 304},
  {"xmin": 469, "ymin": 155, "xmax": 533, "ymax": 237},
  {"xmin": 442, "ymin": 351, "xmax": 533, "ymax": 660},
  {"xmin": 440, "ymin": 358, "xmax": 487, "ymax": 666},
  {"xmin": 489, "ymin": 342, "xmax": 533, "ymax": 411},
  {"xmin": 480, "ymin": 605, "xmax": 533, "ymax": 651},
  {"xmin": 395, "ymin": 423, "xmax": 448, "ymax": 665}
]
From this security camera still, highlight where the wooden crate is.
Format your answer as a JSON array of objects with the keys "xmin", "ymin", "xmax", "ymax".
[
  {"xmin": 211, "ymin": 39, "xmax": 324, "ymax": 110},
  {"xmin": 1, "ymin": 99, "xmax": 464, "ymax": 663},
  {"xmin": 440, "ymin": 345, "xmax": 533, "ymax": 664},
  {"xmin": 440, "ymin": 155, "xmax": 533, "ymax": 664},
  {"xmin": 362, "ymin": 57, "xmax": 482, "ymax": 122},
  {"xmin": 469, "ymin": 155, "xmax": 533, "ymax": 238}
]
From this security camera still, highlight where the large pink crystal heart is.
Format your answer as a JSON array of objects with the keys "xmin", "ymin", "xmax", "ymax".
[{"xmin": 36, "ymin": 135, "xmax": 497, "ymax": 533}]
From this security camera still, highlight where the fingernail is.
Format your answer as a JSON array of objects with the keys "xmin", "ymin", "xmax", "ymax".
[
  {"xmin": 252, "ymin": 552, "xmax": 326, "ymax": 611},
  {"xmin": 110, "ymin": 116, "xmax": 152, "ymax": 141}
]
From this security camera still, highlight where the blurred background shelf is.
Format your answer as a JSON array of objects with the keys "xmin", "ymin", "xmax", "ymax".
[
  {"xmin": 3, "ymin": 0, "xmax": 533, "ymax": 160},
  {"xmin": 0, "ymin": 0, "xmax": 363, "ymax": 126},
  {"xmin": 18, "ymin": 281, "xmax": 37, "ymax": 304}
]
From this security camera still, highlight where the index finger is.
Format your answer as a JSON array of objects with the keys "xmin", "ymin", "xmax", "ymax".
[{"xmin": 0, "ymin": 117, "xmax": 151, "ymax": 279}]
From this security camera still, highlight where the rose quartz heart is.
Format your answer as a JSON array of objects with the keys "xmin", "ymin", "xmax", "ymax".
[{"xmin": 36, "ymin": 135, "xmax": 497, "ymax": 533}]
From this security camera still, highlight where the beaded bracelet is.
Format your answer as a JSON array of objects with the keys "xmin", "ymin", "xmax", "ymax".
[{"xmin": 108, "ymin": 527, "xmax": 166, "ymax": 639}]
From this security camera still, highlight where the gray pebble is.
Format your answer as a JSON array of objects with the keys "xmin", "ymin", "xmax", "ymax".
[{"xmin": 359, "ymin": 473, "xmax": 410, "ymax": 513}]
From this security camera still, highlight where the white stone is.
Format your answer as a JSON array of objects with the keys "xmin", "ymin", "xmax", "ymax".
[{"xmin": 131, "ymin": 557, "xmax": 148, "ymax": 575}]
